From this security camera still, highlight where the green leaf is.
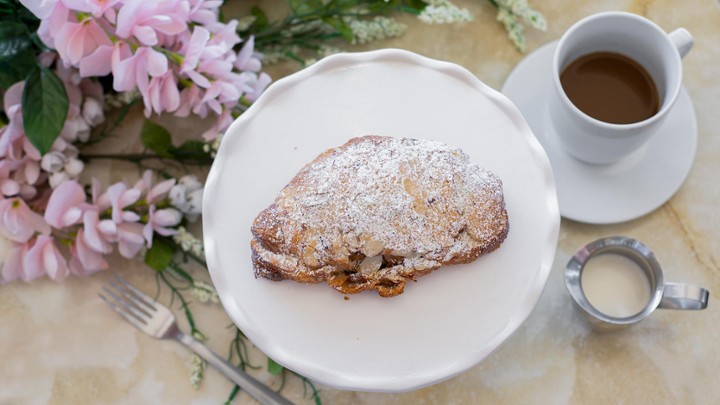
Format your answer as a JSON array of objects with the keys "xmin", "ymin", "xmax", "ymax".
[
  {"xmin": 172, "ymin": 139, "xmax": 206, "ymax": 154},
  {"xmin": 140, "ymin": 120, "xmax": 174, "ymax": 158},
  {"xmin": 0, "ymin": 21, "xmax": 31, "ymax": 58},
  {"xmin": 0, "ymin": 47, "xmax": 36, "ymax": 89},
  {"xmin": 289, "ymin": 0, "xmax": 323, "ymax": 16},
  {"xmin": 22, "ymin": 66, "xmax": 68, "ymax": 155},
  {"xmin": 145, "ymin": 238, "xmax": 175, "ymax": 271},
  {"xmin": 267, "ymin": 358, "xmax": 284, "ymax": 376},
  {"xmin": 405, "ymin": 0, "xmax": 429, "ymax": 11},
  {"xmin": 250, "ymin": 6, "xmax": 268, "ymax": 30},
  {"xmin": 322, "ymin": 17, "xmax": 353, "ymax": 42},
  {"xmin": 0, "ymin": 0, "xmax": 40, "ymax": 27},
  {"xmin": 170, "ymin": 139, "xmax": 213, "ymax": 163}
]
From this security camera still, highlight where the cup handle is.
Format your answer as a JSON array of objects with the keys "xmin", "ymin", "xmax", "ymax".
[
  {"xmin": 668, "ymin": 28, "xmax": 694, "ymax": 58},
  {"xmin": 658, "ymin": 282, "xmax": 709, "ymax": 310}
]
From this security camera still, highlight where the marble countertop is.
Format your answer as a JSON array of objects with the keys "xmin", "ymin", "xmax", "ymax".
[{"xmin": 2, "ymin": 0, "xmax": 719, "ymax": 403}]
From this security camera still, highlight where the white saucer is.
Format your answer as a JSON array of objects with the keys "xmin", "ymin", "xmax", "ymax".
[{"xmin": 501, "ymin": 41, "xmax": 697, "ymax": 224}]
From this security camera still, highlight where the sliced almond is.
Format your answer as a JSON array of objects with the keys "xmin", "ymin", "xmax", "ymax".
[
  {"xmin": 361, "ymin": 237, "xmax": 385, "ymax": 257},
  {"xmin": 302, "ymin": 245, "xmax": 320, "ymax": 268},
  {"xmin": 358, "ymin": 255, "xmax": 383, "ymax": 274}
]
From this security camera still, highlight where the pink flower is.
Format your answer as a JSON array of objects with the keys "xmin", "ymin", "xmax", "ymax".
[
  {"xmin": 208, "ymin": 19, "xmax": 240, "ymax": 51},
  {"xmin": 188, "ymin": 0, "xmax": 221, "ymax": 26},
  {"xmin": 176, "ymin": 84, "xmax": 202, "ymax": 117},
  {"xmin": 59, "ymin": 116, "xmax": 90, "ymax": 143},
  {"xmin": 199, "ymin": 80, "xmax": 239, "ymax": 115},
  {"xmin": 79, "ymin": 42, "xmax": 132, "ymax": 78},
  {"xmin": 143, "ymin": 205, "xmax": 181, "ymax": 246},
  {"xmin": 135, "ymin": 170, "xmax": 175, "ymax": 204},
  {"xmin": 81, "ymin": 209, "xmax": 114, "ymax": 254},
  {"xmin": 0, "ymin": 198, "xmax": 51, "ymax": 243},
  {"xmin": 54, "ymin": 17, "xmax": 112, "ymax": 65},
  {"xmin": 98, "ymin": 182, "xmax": 142, "ymax": 223},
  {"xmin": 0, "ymin": 178, "xmax": 19, "ymax": 197},
  {"xmin": 117, "ymin": 222, "xmax": 145, "ymax": 258},
  {"xmin": 3, "ymin": 81, "xmax": 23, "ymax": 118},
  {"xmin": 113, "ymin": 46, "xmax": 168, "ymax": 94},
  {"xmin": 181, "ymin": 26, "xmax": 210, "ymax": 73},
  {"xmin": 23, "ymin": 235, "xmax": 69, "ymax": 281},
  {"xmin": 9, "ymin": 158, "xmax": 42, "ymax": 198},
  {"xmin": 0, "ymin": 159, "xmax": 40, "ymax": 200},
  {"xmin": 235, "ymin": 36, "xmax": 262, "ymax": 73},
  {"xmin": 244, "ymin": 72, "xmax": 272, "ymax": 103},
  {"xmin": 82, "ymin": 97, "xmax": 105, "ymax": 126},
  {"xmin": 0, "ymin": 124, "xmax": 24, "ymax": 161},
  {"xmin": 144, "ymin": 72, "xmax": 180, "ymax": 116},
  {"xmin": 44, "ymin": 180, "xmax": 86, "ymax": 228},
  {"xmin": 19, "ymin": 0, "xmax": 60, "ymax": 19},
  {"xmin": 115, "ymin": 0, "xmax": 189, "ymax": 45},
  {"xmin": 62, "ymin": 0, "xmax": 120, "ymax": 16},
  {"xmin": 200, "ymin": 108, "xmax": 232, "ymax": 140},
  {"xmin": 0, "ymin": 241, "xmax": 29, "ymax": 284},
  {"xmin": 70, "ymin": 228, "xmax": 109, "ymax": 275}
]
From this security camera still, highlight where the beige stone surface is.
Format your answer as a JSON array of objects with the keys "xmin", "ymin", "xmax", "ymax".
[{"xmin": 2, "ymin": 0, "xmax": 719, "ymax": 404}]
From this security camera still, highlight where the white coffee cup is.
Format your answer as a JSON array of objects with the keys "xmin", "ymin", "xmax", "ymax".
[{"xmin": 550, "ymin": 12, "xmax": 693, "ymax": 165}]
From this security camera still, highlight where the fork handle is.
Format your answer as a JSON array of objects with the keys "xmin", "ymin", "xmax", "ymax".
[{"xmin": 175, "ymin": 331, "xmax": 295, "ymax": 405}]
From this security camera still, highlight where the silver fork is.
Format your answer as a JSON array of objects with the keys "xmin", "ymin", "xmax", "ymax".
[{"xmin": 99, "ymin": 275, "xmax": 294, "ymax": 405}]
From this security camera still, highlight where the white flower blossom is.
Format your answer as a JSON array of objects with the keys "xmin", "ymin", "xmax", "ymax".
[
  {"xmin": 349, "ymin": 16, "xmax": 407, "ymax": 45},
  {"xmin": 418, "ymin": 0, "xmax": 474, "ymax": 25},
  {"xmin": 40, "ymin": 147, "xmax": 85, "ymax": 188},
  {"xmin": 189, "ymin": 354, "xmax": 206, "ymax": 389},
  {"xmin": 59, "ymin": 116, "xmax": 90, "ymax": 143},
  {"xmin": 237, "ymin": 15, "xmax": 257, "ymax": 32},
  {"xmin": 41, "ymin": 151, "xmax": 65, "ymax": 173},
  {"xmin": 172, "ymin": 226, "xmax": 204, "ymax": 258},
  {"xmin": 82, "ymin": 97, "xmax": 105, "ymax": 127},
  {"xmin": 48, "ymin": 171, "xmax": 70, "ymax": 188},
  {"xmin": 64, "ymin": 157, "xmax": 84, "ymax": 177},
  {"xmin": 202, "ymin": 133, "xmax": 223, "ymax": 158},
  {"xmin": 497, "ymin": 7, "xmax": 526, "ymax": 52},
  {"xmin": 169, "ymin": 175, "xmax": 203, "ymax": 222},
  {"xmin": 317, "ymin": 44, "xmax": 342, "ymax": 58},
  {"xmin": 104, "ymin": 89, "xmax": 140, "ymax": 110},
  {"xmin": 191, "ymin": 280, "xmax": 219, "ymax": 304},
  {"xmin": 496, "ymin": 0, "xmax": 547, "ymax": 31},
  {"xmin": 261, "ymin": 44, "xmax": 303, "ymax": 65}
]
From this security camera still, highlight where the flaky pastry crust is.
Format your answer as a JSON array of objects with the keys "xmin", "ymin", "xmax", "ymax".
[{"xmin": 251, "ymin": 136, "xmax": 509, "ymax": 297}]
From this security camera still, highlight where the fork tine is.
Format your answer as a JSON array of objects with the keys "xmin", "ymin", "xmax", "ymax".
[
  {"xmin": 108, "ymin": 278, "xmax": 154, "ymax": 317},
  {"xmin": 105, "ymin": 279, "xmax": 152, "ymax": 318},
  {"xmin": 99, "ymin": 292, "xmax": 147, "ymax": 330},
  {"xmin": 111, "ymin": 275, "xmax": 157, "ymax": 311},
  {"xmin": 101, "ymin": 286, "xmax": 150, "ymax": 324}
]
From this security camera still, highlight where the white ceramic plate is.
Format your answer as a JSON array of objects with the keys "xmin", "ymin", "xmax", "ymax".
[
  {"xmin": 502, "ymin": 41, "xmax": 697, "ymax": 224},
  {"xmin": 203, "ymin": 49, "xmax": 559, "ymax": 392}
]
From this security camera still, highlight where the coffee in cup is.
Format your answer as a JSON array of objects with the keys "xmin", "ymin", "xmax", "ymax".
[
  {"xmin": 549, "ymin": 12, "xmax": 693, "ymax": 165},
  {"xmin": 560, "ymin": 51, "xmax": 659, "ymax": 125}
]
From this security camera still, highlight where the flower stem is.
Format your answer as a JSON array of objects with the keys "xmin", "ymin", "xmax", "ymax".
[
  {"xmin": 80, "ymin": 153, "xmax": 166, "ymax": 161},
  {"xmin": 291, "ymin": 370, "xmax": 321, "ymax": 405},
  {"xmin": 79, "ymin": 153, "xmax": 214, "ymax": 166},
  {"xmin": 224, "ymin": 327, "xmax": 262, "ymax": 404},
  {"xmin": 157, "ymin": 269, "xmax": 204, "ymax": 339}
]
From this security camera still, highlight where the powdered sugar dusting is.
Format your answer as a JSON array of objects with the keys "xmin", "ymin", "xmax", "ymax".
[{"xmin": 262, "ymin": 136, "xmax": 507, "ymax": 270}]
